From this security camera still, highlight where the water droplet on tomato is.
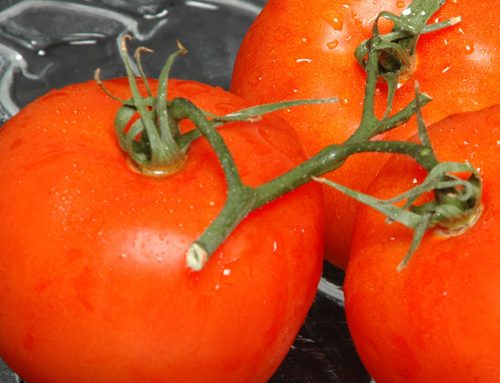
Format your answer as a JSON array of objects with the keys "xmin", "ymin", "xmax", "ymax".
[
  {"xmin": 248, "ymin": 70, "xmax": 262, "ymax": 86},
  {"xmin": 329, "ymin": 14, "xmax": 344, "ymax": 31},
  {"xmin": 272, "ymin": 241, "xmax": 278, "ymax": 253},
  {"xmin": 326, "ymin": 39, "xmax": 339, "ymax": 50},
  {"xmin": 464, "ymin": 41, "xmax": 475, "ymax": 55},
  {"xmin": 296, "ymin": 58, "xmax": 313, "ymax": 64}
]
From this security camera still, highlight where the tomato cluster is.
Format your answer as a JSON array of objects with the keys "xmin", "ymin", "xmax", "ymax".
[
  {"xmin": 0, "ymin": 1, "xmax": 499, "ymax": 382},
  {"xmin": 232, "ymin": 0, "xmax": 499, "ymax": 267}
]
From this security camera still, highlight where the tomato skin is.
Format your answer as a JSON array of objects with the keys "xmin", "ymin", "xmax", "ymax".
[
  {"xmin": 344, "ymin": 105, "xmax": 500, "ymax": 383},
  {"xmin": 231, "ymin": 0, "xmax": 499, "ymax": 268},
  {"xmin": 0, "ymin": 79, "xmax": 324, "ymax": 383}
]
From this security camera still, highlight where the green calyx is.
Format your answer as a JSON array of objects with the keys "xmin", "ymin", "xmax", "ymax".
[
  {"xmin": 354, "ymin": 0, "xmax": 461, "ymax": 115},
  {"xmin": 315, "ymin": 162, "xmax": 482, "ymax": 271},
  {"xmin": 96, "ymin": 35, "xmax": 337, "ymax": 178},
  {"xmin": 95, "ymin": 36, "xmax": 188, "ymax": 177}
]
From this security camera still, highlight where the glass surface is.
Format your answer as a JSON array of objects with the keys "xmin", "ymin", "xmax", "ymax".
[{"xmin": 0, "ymin": 1, "xmax": 370, "ymax": 381}]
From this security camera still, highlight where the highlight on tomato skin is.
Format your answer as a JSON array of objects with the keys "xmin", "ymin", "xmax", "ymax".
[
  {"xmin": 231, "ymin": 0, "xmax": 499, "ymax": 269},
  {"xmin": 0, "ymin": 78, "xmax": 324, "ymax": 383},
  {"xmin": 344, "ymin": 105, "xmax": 500, "ymax": 383}
]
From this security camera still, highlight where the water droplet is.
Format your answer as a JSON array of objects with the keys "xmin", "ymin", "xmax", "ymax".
[
  {"xmin": 464, "ymin": 41, "xmax": 475, "ymax": 55},
  {"xmin": 248, "ymin": 70, "xmax": 262, "ymax": 86},
  {"xmin": 326, "ymin": 39, "xmax": 339, "ymax": 50},
  {"xmin": 329, "ymin": 14, "xmax": 344, "ymax": 31},
  {"xmin": 222, "ymin": 268, "xmax": 231, "ymax": 276},
  {"xmin": 296, "ymin": 58, "xmax": 312, "ymax": 63}
]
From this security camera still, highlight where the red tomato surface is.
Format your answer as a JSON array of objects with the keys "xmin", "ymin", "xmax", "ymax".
[
  {"xmin": 0, "ymin": 78, "xmax": 324, "ymax": 383},
  {"xmin": 345, "ymin": 105, "xmax": 500, "ymax": 383},
  {"xmin": 231, "ymin": 0, "xmax": 499, "ymax": 268}
]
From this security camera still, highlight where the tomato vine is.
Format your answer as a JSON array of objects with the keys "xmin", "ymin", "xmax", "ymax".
[{"xmin": 104, "ymin": 0, "xmax": 482, "ymax": 271}]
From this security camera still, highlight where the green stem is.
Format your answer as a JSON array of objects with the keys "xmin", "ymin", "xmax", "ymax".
[
  {"xmin": 177, "ymin": 97, "xmax": 338, "ymax": 151},
  {"xmin": 254, "ymin": 140, "xmax": 438, "ymax": 208},
  {"xmin": 168, "ymin": 90, "xmax": 440, "ymax": 267},
  {"xmin": 103, "ymin": 1, "xmax": 475, "ymax": 271},
  {"xmin": 176, "ymin": 0, "xmax": 467, "ymax": 270},
  {"xmin": 169, "ymin": 98, "xmax": 257, "ymax": 270}
]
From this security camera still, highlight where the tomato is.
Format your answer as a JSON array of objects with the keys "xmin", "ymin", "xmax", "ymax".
[
  {"xmin": 344, "ymin": 105, "xmax": 500, "ymax": 383},
  {"xmin": 231, "ymin": 0, "xmax": 499, "ymax": 268},
  {"xmin": 0, "ymin": 78, "xmax": 324, "ymax": 383}
]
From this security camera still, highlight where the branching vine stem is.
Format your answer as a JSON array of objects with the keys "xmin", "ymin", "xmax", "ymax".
[{"xmin": 104, "ymin": 0, "xmax": 481, "ymax": 271}]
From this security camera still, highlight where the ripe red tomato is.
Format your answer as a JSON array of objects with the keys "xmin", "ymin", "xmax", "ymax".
[
  {"xmin": 0, "ymin": 78, "xmax": 324, "ymax": 383},
  {"xmin": 231, "ymin": 0, "xmax": 499, "ymax": 268},
  {"xmin": 344, "ymin": 105, "xmax": 500, "ymax": 383}
]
